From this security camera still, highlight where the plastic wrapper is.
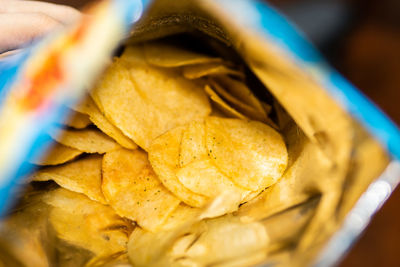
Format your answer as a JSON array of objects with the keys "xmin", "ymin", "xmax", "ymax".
[{"xmin": 0, "ymin": 0, "xmax": 399, "ymax": 266}]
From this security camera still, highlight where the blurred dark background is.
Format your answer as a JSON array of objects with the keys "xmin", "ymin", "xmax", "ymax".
[{"xmin": 45, "ymin": 0, "xmax": 400, "ymax": 266}]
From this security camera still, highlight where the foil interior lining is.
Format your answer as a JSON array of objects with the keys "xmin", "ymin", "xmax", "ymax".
[{"xmin": 0, "ymin": 0, "xmax": 393, "ymax": 266}]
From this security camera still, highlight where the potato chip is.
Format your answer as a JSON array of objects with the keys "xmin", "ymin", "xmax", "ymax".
[
  {"xmin": 72, "ymin": 97, "xmax": 137, "ymax": 150},
  {"xmin": 85, "ymin": 251, "xmax": 129, "ymax": 267},
  {"xmin": 43, "ymin": 188, "xmax": 133, "ymax": 256},
  {"xmin": 1, "ymin": 190, "xmax": 54, "ymax": 267},
  {"xmin": 143, "ymin": 42, "xmax": 222, "ymax": 67},
  {"xmin": 13, "ymin": 38, "xmax": 295, "ymax": 266},
  {"xmin": 30, "ymin": 142, "xmax": 83, "ymax": 166},
  {"xmin": 177, "ymin": 122, "xmax": 251, "ymax": 199},
  {"xmin": 127, "ymin": 195, "xmax": 253, "ymax": 266},
  {"xmin": 151, "ymin": 120, "xmax": 266, "ymax": 212},
  {"xmin": 127, "ymin": 208, "xmax": 204, "ymax": 267},
  {"xmin": 61, "ymin": 110, "xmax": 92, "ymax": 129},
  {"xmin": 213, "ymin": 76, "xmax": 267, "ymax": 116},
  {"xmin": 184, "ymin": 215, "xmax": 269, "ymax": 265},
  {"xmin": 161, "ymin": 204, "xmax": 200, "ymax": 231},
  {"xmin": 31, "ymin": 154, "xmax": 106, "ymax": 204},
  {"xmin": 182, "ymin": 62, "xmax": 244, "ymax": 79},
  {"xmin": 128, "ymin": 227, "xmax": 175, "ymax": 267},
  {"xmin": 213, "ymin": 252, "xmax": 267, "ymax": 267},
  {"xmin": 120, "ymin": 45, "xmax": 147, "ymax": 65},
  {"xmin": 177, "ymin": 160, "xmax": 247, "ymax": 214},
  {"xmin": 49, "ymin": 127, "xmax": 120, "ymax": 154},
  {"xmin": 148, "ymin": 126, "xmax": 208, "ymax": 207},
  {"xmin": 91, "ymin": 57, "xmax": 211, "ymax": 150},
  {"xmin": 209, "ymin": 79, "xmax": 269, "ymax": 122},
  {"xmin": 204, "ymin": 85, "xmax": 247, "ymax": 120},
  {"xmin": 179, "ymin": 121, "xmax": 208, "ymax": 167},
  {"xmin": 126, "ymin": 206, "xmax": 199, "ymax": 266},
  {"xmin": 102, "ymin": 148, "xmax": 181, "ymax": 232},
  {"xmin": 205, "ymin": 117, "xmax": 288, "ymax": 191},
  {"xmin": 169, "ymin": 233, "xmax": 199, "ymax": 258},
  {"xmin": 177, "ymin": 159, "xmax": 248, "ymax": 198},
  {"xmin": 128, "ymin": 214, "xmax": 268, "ymax": 267}
]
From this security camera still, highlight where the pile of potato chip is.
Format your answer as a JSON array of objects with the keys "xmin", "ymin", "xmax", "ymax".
[{"xmin": 24, "ymin": 41, "xmax": 289, "ymax": 266}]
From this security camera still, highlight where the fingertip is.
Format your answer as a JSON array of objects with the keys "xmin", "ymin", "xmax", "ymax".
[{"xmin": 0, "ymin": 13, "xmax": 63, "ymax": 53}]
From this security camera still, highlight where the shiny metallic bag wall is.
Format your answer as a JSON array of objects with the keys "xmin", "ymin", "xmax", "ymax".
[{"xmin": 0, "ymin": 0, "xmax": 399, "ymax": 266}]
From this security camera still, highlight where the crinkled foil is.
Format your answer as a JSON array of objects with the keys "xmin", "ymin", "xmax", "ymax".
[{"xmin": 0, "ymin": 0, "xmax": 396, "ymax": 266}]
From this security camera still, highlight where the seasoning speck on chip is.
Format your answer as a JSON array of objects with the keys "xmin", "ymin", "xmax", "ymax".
[{"xmin": 102, "ymin": 148, "xmax": 181, "ymax": 232}]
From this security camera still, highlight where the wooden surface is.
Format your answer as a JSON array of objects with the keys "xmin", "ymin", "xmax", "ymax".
[{"xmin": 35, "ymin": 1, "xmax": 400, "ymax": 266}]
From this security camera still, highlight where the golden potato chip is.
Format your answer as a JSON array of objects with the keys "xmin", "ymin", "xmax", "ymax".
[
  {"xmin": 85, "ymin": 251, "xmax": 129, "ymax": 267},
  {"xmin": 216, "ymin": 252, "xmax": 268, "ymax": 267},
  {"xmin": 102, "ymin": 148, "xmax": 181, "ymax": 232},
  {"xmin": 177, "ymin": 160, "xmax": 248, "ymax": 214},
  {"xmin": 3, "ymin": 187, "xmax": 107, "ymax": 267},
  {"xmin": 161, "ymin": 204, "xmax": 200, "ymax": 231},
  {"xmin": 179, "ymin": 121, "xmax": 208, "ymax": 167},
  {"xmin": 120, "ymin": 44, "xmax": 147, "ymax": 65},
  {"xmin": 128, "ymin": 227, "xmax": 175, "ymax": 267},
  {"xmin": 205, "ymin": 117, "xmax": 288, "ymax": 191},
  {"xmin": 148, "ymin": 126, "xmax": 208, "ymax": 207},
  {"xmin": 1, "ymin": 189, "xmax": 54, "ymax": 267},
  {"xmin": 91, "ymin": 57, "xmax": 211, "ymax": 150},
  {"xmin": 43, "ymin": 188, "xmax": 133, "ymax": 256},
  {"xmin": 209, "ymin": 79, "xmax": 269, "ymax": 122},
  {"xmin": 72, "ymin": 97, "xmax": 137, "ymax": 150},
  {"xmin": 178, "ymin": 122, "xmax": 252, "ymax": 202},
  {"xmin": 49, "ymin": 127, "xmax": 120, "ymax": 154},
  {"xmin": 127, "ymin": 195, "xmax": 249, "ymax": 266},
  {"xmin": 177, "ymin": 159, "xmax": 248, "ymax": 198},
  {"xmin": 182, "ymin": 62, "xmax": 244, "ymax": 79},
  {"xmin": 31, "ymin": 154, "xmax": 106, "ymax": 204},
  {"xmin": 184, "ymin": 215, "xmax": 269, "ymax": 266},
  {"xmin": 151, "ymin": 121, "xmax": 263, "ymax": 213},
  {"xmin": 61, "ymin": 110, "xmax": 92, "ymax": 129},
  {"xmin": 30, "ymin": 142, "xmax": 83, "ymax": 166},
  {"xmin": 127, "ymin": 208, "xmax": 204, "ymax": 267},
  {"xmin": 128, "ymin": 214, "xmax": 268, "ymax": 267},
  {"xmin": 200, "ymin": 191, "xmax": 254, "ymax": 219},
  {"xmin": 205, "ymin": 85, "xmax": 247, "ymax": 120},
  {"xmin": 4, "ymin": 186, "xmax": 126, "ymax": 266},
  {"xmin": 170, "ymin": 233, "xmax": 199, "ymax": 258},
  {"xmin": 125, "ymin": 63, "xmax": 210, "ymax": 120},
  {"xmin": 126, "ymin": 206, "xmax": 200, "ymax": 266},
  {"xmin": 143, "ymin": 42, "xmax": 222, "ymax": 67},
  {"xmin": 214, "ymin": 76, "xmax": 267, "ymax": 116}
]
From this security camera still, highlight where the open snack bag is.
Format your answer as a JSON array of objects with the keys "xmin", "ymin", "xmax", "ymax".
[{"xmin": 0, "ymin": 0, "xmax": 399, "ymax": 266}]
